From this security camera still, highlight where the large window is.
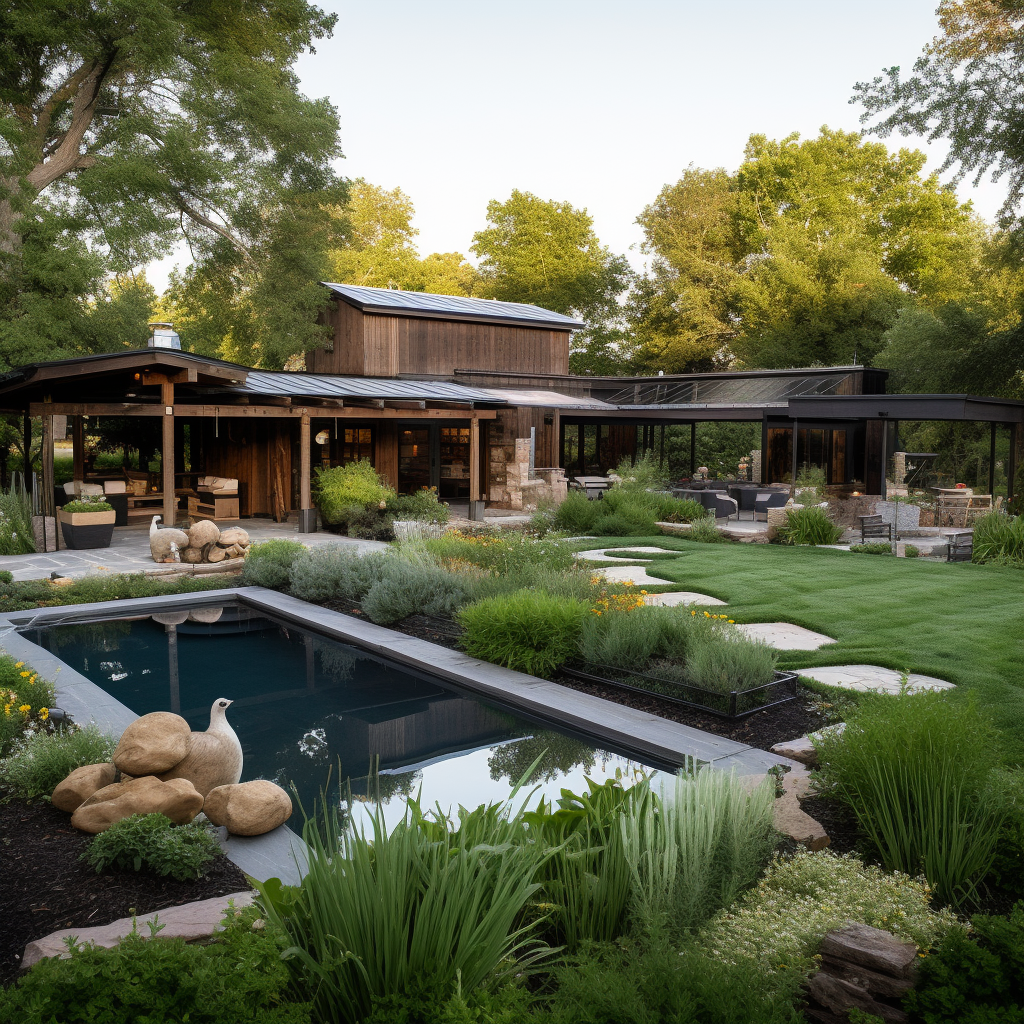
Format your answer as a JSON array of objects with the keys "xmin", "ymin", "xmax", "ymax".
[{"xmin": 340, "ymin": 427, "xmax": 373, "ymax": 465}]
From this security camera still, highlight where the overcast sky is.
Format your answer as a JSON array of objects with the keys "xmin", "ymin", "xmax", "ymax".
[{"xmin": 149, "ymin": 0, "xmax": 1009, "ymax": 291}]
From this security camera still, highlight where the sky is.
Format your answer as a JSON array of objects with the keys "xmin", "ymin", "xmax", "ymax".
[{"xmin": 149, "ymin": 0, "xmax": 1012, "ymax": 291}]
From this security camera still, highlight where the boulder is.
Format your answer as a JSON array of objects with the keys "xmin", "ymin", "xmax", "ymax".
[
  {"xmin": 819, "ymin": 924, "xmax": 918, "ymax": 978},
  {"xmin": 203, "ymin": 780, "xmax": 293, "ymax": 836},
  {"xmin": 188, "ymin": 520, "xmax": 221, "ymax": 549},
  {"xmin": 71, "ymin": 776, "xmax": 204, "ymax": 833},
  {"xmin": 112, "ymin": 712, "xmax": 191, "ymax": 775},
  {"xmin": 180, "ymin": 546, "xmax": 205, "ymax": 564},
  {"xmin": 206, "ymin": 545, "xmax": 226, "ymax": 563},
  {"xmin": 217, "ymin": 527, "xmax": 249, "ymax": 548},
  {"xmin": 52, "ymin": 763, "xmax": 117, "ymax": 813}
]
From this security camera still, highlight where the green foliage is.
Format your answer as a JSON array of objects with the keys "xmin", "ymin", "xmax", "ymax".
[
  {"xmin": 683, "ymin": 636, "xmax": 778, "ymax": 694},
  {"xmin": 471, "ymin": 189, "xmax": 630, "ymax": 361},
  {"xmin": 0, "ymin": 909, "xmax": 311, "ymax": 1023},
  {"xmin": 905, "ymin": 902, "xmax": 1024, "ymax": 1024},
  {"xmin": 815, "ymin": 690, "xmax": 1006, "ymax": 907},
  {"xmin": 905, "ymin": 545, "xmax": 921, "ymax": 558},
  {"xmin": 687, "ymin": 515, "xmax": 725, "ymax": 543},
  {"xmin": 578, "ymin": 605, "xmax": 696, "ymax": 671},
  {"xmin": 257, "ymin": 796, "xmax": 550, "ymax": 1024},
  {"xmin": 457, "ymin": 592, "xmax": 587, "ymax": 678},
  {"xmin": 775, "ymin": 506, "xmax": 843, "ymax": 546},
  {"xmin": 364, "ymin": 979, "xmax": 532, "ymax": 1024},
  {"xmin": 850, "ymin": 543, "xmax": 895, "ymax": 555},
  {"xmin": 423, "ymin": 532, "xmax": 576, "ymax": 576},
  {"xmin": 82, "ymin": 813, "xmax": 222, "ymax": 881},
  {"xmin": 360, "ymin": 555, "xmax": 470, "ymax": 625},
  {"xmin": 0, "ymin": 724, "xmax": 114, "ymax": 800},
  {"xmin": 0, "ymin": 570, "xmax": 11, "ymax": 584},
  {"xmin": 0, "ymin": 479, "xmax": 34, "ymax": 554},
  {"xmin": 61, "ymin": 498, "xmax": 114, "ymax": 514},
  {"xmin": 700, "ymin": 849, "xmax": 957, "ymax": 981},
  {"xmin": 972, "ymin": 512, "xmax": 1024, "ymax": 566},
  {"xmin": 553, "ymin": 492, "xmax": 600, "ymax": 534},
  {"xmin": 0, "ymin": 571, "xmax": 236, "ymax": 613},
  {"xmin": 0, "ymin": 0, "xmax": 344, "ymax": 369},
  {"xmin": 241, "ymin": 540, "xmax": 308, "ymax": 589},
  {"xmin": 314, "ymin": 460, "xmax": 395, "ymax": 528},
  {"xmin": 288, "ymin": 545, "xmax": 390, "ymax": 603},
  {"xmin": 0, "ymin": 654, "xmax": 56, "ymax": 756},
  {"xmin": 611, "ymin": 452, "xmax": 667, "ymax": 492},
  {"xmin": 387, "ymin": 488, "xmax": 451, "ymax": 524}
]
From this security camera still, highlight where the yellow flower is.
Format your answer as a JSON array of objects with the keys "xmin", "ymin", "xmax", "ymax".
[
  {"xmin": 18, "ymin": 704, "xmax": 31, "ymax": 714},
  {"xmin": 19, "ymin": 671, "xmax": 30, "ymax": 677},
  {"xmin": 14, "ymin": 662, "xmax": 23, "ymax": 669},
  {"xmin": 728, "ymin": 619, "xmax": 735, "ymax": 624},
  {"xmin": 3, "ymin": 704, "xmax": 10, "ymax": 716},
  {"xmin": 39, "ymin": 708, "xmax": 49, "ymax": 720}
]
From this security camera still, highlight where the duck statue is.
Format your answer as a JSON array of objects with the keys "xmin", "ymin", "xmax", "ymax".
[{"xmin": 158, "ymin": 698, "xmax": 243, "ymax": 797}]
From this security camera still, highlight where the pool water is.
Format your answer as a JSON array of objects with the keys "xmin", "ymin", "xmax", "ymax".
[{"xmin": 30, "ymin": 605, "xmax": 661, "ymax": 828}]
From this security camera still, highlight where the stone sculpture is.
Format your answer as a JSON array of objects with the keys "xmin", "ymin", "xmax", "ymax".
[
  {"xmin": 51, "ymin": 763, "xmax": 117, "ymax": 813},
  {"xmin": 158, "ymin": 698, "xmax": 244, "ymax": 798},
  {"xmin": 148, "ymin": 516, "xmax": 190, "ymax": 563},
  {"xmin": 113, "ymin": 711, "xmax": 192, "ymax": 775},
  {"xmin": 150, "ymin": 519, "xmax": 250, "ymax": 565}
]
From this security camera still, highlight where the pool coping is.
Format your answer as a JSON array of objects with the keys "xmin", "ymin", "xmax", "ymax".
[{"xmin": 0, "ymin": 588, "xmax": 799, "ymax": 884}]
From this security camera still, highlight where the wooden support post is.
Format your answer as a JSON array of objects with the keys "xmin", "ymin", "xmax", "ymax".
[
  {"xmin": 162, "ymin": 383, "xmax": 176, "ymax": 528},
  {"xmin": 577, "ymin": 423, "xmax": 584, "ymax": 476},
  {"xmin": 1009, "ymin": 422, "xmax": 1019, "ymax": 504},
  {"xmin": 990, "ymin": 421, "xmax": 997, "ymax": 498},
  {"xmin": 22, "ymin": 412, "xmax": 31, "ymax": 482},
  {"xmin": 300, "ymin": 412, "xmax": 311, "ymax": 510},
  {"xmin": 72, "ymin": 416, "xmax": 85, "ymax": 483},
  {"xmin": 469, "ymin": 416, "xmax": 481, "ymax": 501},
  {"xmin": 41, "ymin": 410, "xmax": 54, "ymax": 524},
  {"xmin": 791, "ymin": 418, "xmax": 799, "ymax": 491},
  {"xmin": 760, "ymin": 414, "xmax": 769, "ymax": 485}
]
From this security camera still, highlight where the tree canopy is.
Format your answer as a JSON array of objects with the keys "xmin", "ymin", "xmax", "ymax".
[
  {"xmin": 0, "ymin": 0, "xmax": 343, "ymax": 368},
  {"xmin": 632, "ymin": 128, "xmax": 982, "ymax": 370},
  {"xmin": 854, "ymin": 0, "xmax": 1024, "ymax": 234}
]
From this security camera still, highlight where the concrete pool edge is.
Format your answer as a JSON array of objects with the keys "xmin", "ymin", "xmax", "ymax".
[{"xmin": 0, "ymin": 587, "xmax": 799, "ymax": 885}]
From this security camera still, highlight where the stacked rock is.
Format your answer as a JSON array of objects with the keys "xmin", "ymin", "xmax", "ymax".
[
  {"xmin": 51, "ymin": 701, "xmax": 292, "ymax": 837},
  {"xmin": 150, "ymin": 518, "xmax": 250, "ymax": 564}
]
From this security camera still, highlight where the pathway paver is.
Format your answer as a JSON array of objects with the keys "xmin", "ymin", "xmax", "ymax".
[
  {"xmin": 735, "ymin": 622, "xmax": 835, "ymax": 651},
  {"xmin": 642, "ymin": 591, "xmax": 727, "ymax": 607},
  {"xmin": 575, "ymin": 546, "xmax": 673, "ymax": 562},
  {"xmin": 796, "ymin": 664, "xmax": 954, "ymax": 694}
]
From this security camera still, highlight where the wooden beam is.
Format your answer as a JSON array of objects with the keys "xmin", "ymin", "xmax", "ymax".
[
  {"xmin": 300, "ymin": 412, "xmax": 311, "ymax": 510},
  {"xmin": 30, "ymin": 403, "xmax": 496, "ymax": 421},
  {"xmin": 162, "ymin": 382, "xmax": 176, "ymax": 528},
  {"xmin": 383, "ymin": 400, "xmax": 426, "ymax": 410},
  {"xmin": 142, "ymin": 368, "xmax": 198, "ymax": 385},
  {"xmin": 41, "ymin": 410, "xmax": 55, "ymax": 543},
  {"xmin": 469, "ymin": 416, "xmax": 480, "ymax": 502},
  {"xmin": 72, "ymin": 415, "xmax": 84, "ymax": 482}
]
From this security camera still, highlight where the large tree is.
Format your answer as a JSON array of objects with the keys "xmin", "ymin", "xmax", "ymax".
[
  {"xmin": 471, "ymin": 190, "xmax": 631, "ymax": 374},
  {"xmin": 633, "ymin": 128, "xmax": 981, "ymax": 370},
  {"xmin": 0, "ymin": 0, "xmax": 343, "ymax": 368},
  {"xmin": 325, "ymin": 180, "xmax": 479, "ymax": 296},
  {"xmin": 854, "ymin": 0, "xmax": 1024, "ymax": 234}
]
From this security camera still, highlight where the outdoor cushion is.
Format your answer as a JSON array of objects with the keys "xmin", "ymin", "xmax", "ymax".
[
  {"xmin": 79, "ymin": 482, "xmax": 104, "ymax": 496},
  {"xmin": 103, "ymin": 480, "xmax": 127, "ymax": 494},
  {"xmin": 63, "ymin": 481, "xmax": 77, "ymax": 496}
]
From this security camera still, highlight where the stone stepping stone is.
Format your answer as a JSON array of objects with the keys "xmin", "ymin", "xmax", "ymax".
[
  {"xmin": 642, "ymin": 591, "xmax": 726, "ymax": 607},
  {"xmin": 575, "ymin": 546, "xmax": 671, "ymax": 562},
  {"xmin": 589, "ymin": 565, "xmax": 672, "ymax": 587},
  {"xmin": 735, "ymin": 622, "xmax": 835, "ymax": 651},
  {"xmin": 796, "ymin": 664, "xmax": 954, "ymax": 694}
]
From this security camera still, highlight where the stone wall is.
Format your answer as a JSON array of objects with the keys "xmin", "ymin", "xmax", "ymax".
[{"xmin": 488, "ymin": 436, "xmax": 567, "ymax": 510}]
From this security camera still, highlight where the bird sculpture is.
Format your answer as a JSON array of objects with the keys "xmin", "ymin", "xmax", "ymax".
[
  {"xmin": 149, "ymin": 516, "xmax": 190, "ymax": 563},
  {"xmin": 158, "ymin": 698, "xmax": 243, "ymax": 798}
]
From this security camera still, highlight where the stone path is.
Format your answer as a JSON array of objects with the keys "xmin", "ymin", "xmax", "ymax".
[
  {"xmin": 795, "ymin": 664, "xmax": 954, "ymax": 694},
  {"xmin": 575, "ymin": 546, "xmax": 675, "ymax": 562},
  {"xmin": 734, "ymin": 622, "xmax": 835, "ymax": 651},
  {"xmin": 588, "ymin": 564, "xmax": 674, "ymax": 587}
]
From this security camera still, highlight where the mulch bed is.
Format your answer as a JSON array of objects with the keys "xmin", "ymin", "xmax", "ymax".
[
  {"xmin": 797, "ymin": 794, "xmax": 863, "ymax": 857},
  {"xmin": 0, "ymin": 800, "xmax": 250, "ymax": 987},
  {"xmin": 324, "ymin": 601, "xmax": 828, "ymax": 752}
]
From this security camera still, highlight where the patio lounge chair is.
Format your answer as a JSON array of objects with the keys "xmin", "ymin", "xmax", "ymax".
[
  {"xmin": 714, "ymin": 494, "xmax": 739, "ymax": 520},
  {"xmin": 858, "ymin": 514, "xmax": 892, "ymax": 544},
  {"xmin": 947, "ymin": 531, "xmax": 973, "ymax": 562},
  {"xmin": 754, "ymin": 491, "xmax": 789, "ymax": 521}
]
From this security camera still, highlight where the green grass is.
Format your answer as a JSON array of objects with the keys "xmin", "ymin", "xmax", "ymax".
[{"xmin": 576, "ymin": 536, "xmax": 1024, "ymax": 760}]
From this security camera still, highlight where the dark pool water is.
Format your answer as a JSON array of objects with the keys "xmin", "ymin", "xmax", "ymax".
[{"xmin": 28, "ymin": 605, "xmax": 660, "ymax": 827}]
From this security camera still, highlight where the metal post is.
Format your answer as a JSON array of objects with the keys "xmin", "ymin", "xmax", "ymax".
[
  {"xmin": 577, "ymin": 423, "xmax": 584, "ymax": 476},
  {"xmin": 166, "ymin": 624, "xmax": 180, "ymax": 714},
  {"xmin": 689, "ymin": 422, "xmax": 696, "ymax": 477},
  {"xmin": 989, "ymin": 422, "xmax": 997, "ymax": 497},
  {"xmin": 41, "ymin": 411, "xmax": 54, "ymax": 551},
  {"xmin": 1009, "ymin": 423, "xmax": 1018, "ymax": 504},
  {"xmin": 760, "ymin": 413, "xmax": 768, "ymax": 485},
  {"xmin": 161, "ymin": 383, "xmax": 176, "ymax": 529}
]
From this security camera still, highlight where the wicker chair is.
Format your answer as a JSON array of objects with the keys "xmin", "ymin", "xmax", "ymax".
[{"xmin": 754, "ymin": 491, "xmax": 789, "ymax": 522}]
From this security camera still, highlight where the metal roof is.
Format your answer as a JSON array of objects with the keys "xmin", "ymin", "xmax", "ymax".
[
  {"xmin": 321, "ymin": 283, "xmax": 584, "ymax": 329},
  {"xmin": 595, "ymin": 372, "xmax": 855, "ymax": 407},
  {"xmin": 475, "ymin": 387, "xmax": 614, "ymax": 410},
  {"xmin": 235, "ymin": 371, "xmax": 505, "ymax": 405}
]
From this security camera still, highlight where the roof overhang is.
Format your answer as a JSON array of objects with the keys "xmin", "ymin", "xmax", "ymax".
[{"xmin": 788, "ymin": 394, "xmax": 1024, "ymax": 423}]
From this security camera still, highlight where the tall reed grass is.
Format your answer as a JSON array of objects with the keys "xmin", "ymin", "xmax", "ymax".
[
  {"xmin": 0, "ymin": 478, "xmax": 35, "ymax": 555},
  {"xmin": 815, "ymin": 690, "xmax": 1006, "ymax": 907},
  {"xmin": 258, "ymin": 797, "xmax": 550, "ymax": 1024},
  {"xmin": 972, "ymin": 511, "xmax": 1024, "ymax": 565}
]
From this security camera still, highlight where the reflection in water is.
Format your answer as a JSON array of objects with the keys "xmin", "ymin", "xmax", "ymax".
[{"xmin": 29, "ymin": 607, "xmax": 661, "ymax": 827}]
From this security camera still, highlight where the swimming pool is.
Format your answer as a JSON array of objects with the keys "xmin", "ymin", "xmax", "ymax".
[{"xmin": 27, "ymin": 603, "xmax": 663, "ymax": 828}]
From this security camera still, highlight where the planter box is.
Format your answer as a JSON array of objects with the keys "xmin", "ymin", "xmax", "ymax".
[
  {"xmin": 563, "ymin": 663, "xmax": 799, "ymax": 719},
  {"xmin": 58, "ymin": 508, "xmax": 115, "ymax": 549}
]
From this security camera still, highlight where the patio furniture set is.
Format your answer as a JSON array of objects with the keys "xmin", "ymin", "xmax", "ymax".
[{"xmin": 671, "ymin": 483, "xmax": 790, "ymax": 522}]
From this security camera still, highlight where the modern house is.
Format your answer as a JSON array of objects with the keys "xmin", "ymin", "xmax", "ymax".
[{"xmin": 0, "ymin": 282, "xmax": 1019, "ymax": 536}]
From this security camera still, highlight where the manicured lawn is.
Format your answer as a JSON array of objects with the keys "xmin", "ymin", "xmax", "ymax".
[{"xmin": 583, "ymin": 537, "xmax": 1024, "ymax": 760}]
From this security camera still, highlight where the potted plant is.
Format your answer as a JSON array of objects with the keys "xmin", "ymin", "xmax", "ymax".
[{"xmin": 57, "ymin": 496, "xmax": 116, "ymax": 549}]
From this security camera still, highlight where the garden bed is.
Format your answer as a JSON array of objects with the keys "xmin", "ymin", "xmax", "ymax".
[{"xmin": 0, "ymin": 800, "xmax": 250, "ymax": 986}]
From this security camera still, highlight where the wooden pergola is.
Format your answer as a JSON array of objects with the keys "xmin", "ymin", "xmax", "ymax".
[{"xmin": 0, "ymin": 349, "xmax": 501, "ymax": 532}]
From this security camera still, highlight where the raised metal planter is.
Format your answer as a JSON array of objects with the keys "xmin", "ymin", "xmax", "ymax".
[{"xmin": 562, "ymin": 663, "xmax": 799, "ymax": 719}]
